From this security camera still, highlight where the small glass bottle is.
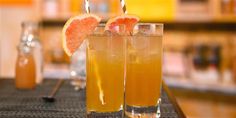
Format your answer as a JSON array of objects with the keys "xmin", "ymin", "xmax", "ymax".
[
  {"xmin": 233, "ymin": 55, "xmax": 236, "ymax": 83},
  {"xmin": 15, "ymin": 44, "xmax": 36, "ymax": 89},
  {"xmin": 21, "ymin": 21, "xmax": 44, "ymax": 84}
]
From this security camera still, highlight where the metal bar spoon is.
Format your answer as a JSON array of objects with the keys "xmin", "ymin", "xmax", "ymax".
[{"xmin": 42, "ymin": 79, "xmax": 64, "ymax": 103}]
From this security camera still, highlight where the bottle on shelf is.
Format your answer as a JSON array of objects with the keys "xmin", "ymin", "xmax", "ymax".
[
  {"xmin": 234, "ymin": 0, "xmax": 236, "ymax": 15},
  {"xmin": 233, "ymin": 36, "xmax": 236, "ymax": 83},
  {"xmin": 233, "ymin": 55, "xmax": 236, "ymax": 83},
  {"xmin": 221, "ymin": 0, "xmax": 234, "ymax": 15},
  {"xmin": 43, "ymin": 0, "xmax": 59, "ymax": 19}
]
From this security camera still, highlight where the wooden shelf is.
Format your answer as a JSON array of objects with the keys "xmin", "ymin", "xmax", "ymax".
[
  {"xmin": 214, "ymin": 15, "xmax": 236, "ymax": 23},
  {"xmin": 40, "ymin": 18, "xmax": 236, "ymax": 31}
]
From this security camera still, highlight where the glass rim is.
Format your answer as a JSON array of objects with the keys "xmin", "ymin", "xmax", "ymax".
[
  {"xmin": 133, "ymin": 23, "xmax": 163, "ymax": 36},
  {"xmin": 97, "ymin": 23, "xmax": 164, "ymax": 27},
  {"xmin": 89, "ymin": 24, "xmax": 128, "ymax": 36},
  {"xmin": 136, "ymin": 23, "xmax": 163, "ymax": 26},
  {"xmin": 88, "ymin": 23, "xmax": 163, "ymax": 36}
]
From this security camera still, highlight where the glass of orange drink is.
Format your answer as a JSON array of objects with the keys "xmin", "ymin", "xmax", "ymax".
[
  {"xmin": 86, "ymin": 24, "xmax": 126, "ymax": 117},
  {"xmin": 125, "ymin": 23, "xmax": 163, "ymax": 117}
]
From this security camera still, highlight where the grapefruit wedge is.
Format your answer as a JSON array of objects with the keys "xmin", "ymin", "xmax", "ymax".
[
  {"xmin": 105, "ymin": 14, "xmax": 139, "ymax": 33},
  {"xmin": 62, "ymin": 14, "xmax": 101, "ymax": 56}
]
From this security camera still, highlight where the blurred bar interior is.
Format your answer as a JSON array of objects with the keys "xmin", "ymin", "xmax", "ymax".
[{"xmin": 0, "ymin": 0, "xmax": 236, "ymax": 117}]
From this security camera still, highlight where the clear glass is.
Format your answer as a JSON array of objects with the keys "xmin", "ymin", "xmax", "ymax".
[
  {"xmin": 70, "ymin": 42, "xmax": 86, "ymax": 90},
  {"xmin": 86, "ymin": 24, "xmax": 126, "ymax": 117},
  {"xmin": 125, "ymin": 23, "xmax": 163, "ymax": 117}
]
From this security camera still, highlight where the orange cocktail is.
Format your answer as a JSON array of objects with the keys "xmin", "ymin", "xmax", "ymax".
[
  {"xmin": 86, "ymin": 26, "xmax": 126, "ymax": 113},
  {"xmin": 125, "ymin": 23, "xmax": 163, "ymax": 117}
]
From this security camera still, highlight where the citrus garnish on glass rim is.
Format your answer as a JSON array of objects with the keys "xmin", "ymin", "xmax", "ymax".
[
  {"xmin": 62, "ymin": 14, "xmax": 101, "ymax": 56},
  {"xmin": 105, "ymin": 14, "xmax": 139, "ymax": 33}
]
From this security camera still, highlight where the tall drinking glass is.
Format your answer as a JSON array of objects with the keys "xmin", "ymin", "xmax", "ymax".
[
  {"xmin": 125, "ymin": 23, "xmax": 163, "ymax": 117},
  {"xmin": 86, "ymin": 25, "xmax": 126, "ymax": 117}
]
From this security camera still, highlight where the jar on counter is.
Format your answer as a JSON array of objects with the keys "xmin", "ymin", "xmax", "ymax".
[
  {"xmin": 15, "ymin": 44, "xmax": 36, "ymax": 89},
  {"xmin": 21, "ymin": 21, "xmax": 43, "ymax": 84}
]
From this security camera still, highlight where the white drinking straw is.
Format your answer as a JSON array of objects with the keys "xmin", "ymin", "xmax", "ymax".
[
  {"xmin": 84, "ymin": 0, "xmax": 90, "ymax": 13},
  {"xmin": 84, "ymin": 0, "xmax": 105, "ymax": 105}
]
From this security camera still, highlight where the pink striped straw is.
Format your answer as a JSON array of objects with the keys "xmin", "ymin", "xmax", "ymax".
[{"xmin": 120, "ymin": 0, "xmax": 127, "ymax": 14}]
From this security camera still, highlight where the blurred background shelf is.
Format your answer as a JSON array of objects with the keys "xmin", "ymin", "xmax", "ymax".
[
  {"xmin": 165, "ymin": 76, "xmax": 236, "ymax": 95},
  {"xmin": 1, "ymin": 0, "xmax": 235, "ymax": 83},
  {"xmin": 1, "ymin": 0, "xmax": 236, "ymax": 117}
]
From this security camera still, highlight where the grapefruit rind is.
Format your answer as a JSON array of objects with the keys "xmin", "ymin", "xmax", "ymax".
[
  {"xmin": 105, "ymin": 14, "xmax": 139, "ymax": 32},
  {"xmin": 62, "ymin": 14, "xmax": 101, "ymax": 56}
]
